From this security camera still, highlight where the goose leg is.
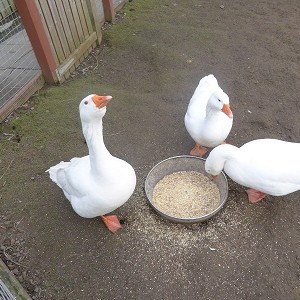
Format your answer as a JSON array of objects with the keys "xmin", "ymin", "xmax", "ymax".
[
  {"xmin": 190, "ymin": 143, "xmax": 208, "ymax": 157},
  {"xmin": 100, "ymin": 215, "xmax": 122, "ymax": 233},
  {"xmin": 246, "ymin": 189, "xmax": 267, "ymax": 203}
]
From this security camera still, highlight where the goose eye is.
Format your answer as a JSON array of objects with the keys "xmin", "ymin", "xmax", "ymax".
[
  {"xmin": 218, "ymin": 99, "xmax": 221, "ymax": 102},
  {"xmin": 84, "ymin": 101, "xmax": 88, "ymax": 105}
]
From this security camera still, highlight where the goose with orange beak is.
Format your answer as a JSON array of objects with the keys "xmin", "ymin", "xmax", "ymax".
[
  {"xmin": 47, "ymin": 94, "xmax": 136, "ymax": 233},
  {"xmin": 185, "ymin": 74, "xmax": 233, "ymax": 157},
  {"xmin": 205, "ymin": 139, "xmax": 300, "ymax": 203}
]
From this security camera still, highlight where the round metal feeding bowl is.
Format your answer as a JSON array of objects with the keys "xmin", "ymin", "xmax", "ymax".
[{"xmin": 145, "ymin": 155, "xmax": 228, "ymax": 223}]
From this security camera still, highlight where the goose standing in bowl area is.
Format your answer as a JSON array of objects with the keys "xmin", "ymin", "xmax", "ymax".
[
  {"xmin": 47, "ymin": 94, "xmax": 136, "ymax": 233},
  {"xmin": 184, "ymin": 74, "xmax": 233, "ymax": 157},
  {"xmin": 205, "ymin": 139, "xmax": 300, "ymax": 203}
]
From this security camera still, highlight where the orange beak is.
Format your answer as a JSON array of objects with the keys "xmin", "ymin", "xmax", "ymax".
[
  {"xmin": 211, "ymin": 175, "xmax": 218, "ymax": 181},
  {"xmin": 92, "ymin": 95, "xmax": 112, "ymax": 108},
  {"xmin": 222, "ymin": 104, "xmax": 233, "ymax": 119}
]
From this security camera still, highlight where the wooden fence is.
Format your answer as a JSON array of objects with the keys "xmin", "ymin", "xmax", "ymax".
[
  {"xmin": 15, "ymin": 0, "xmax": 128, "ymax": 83},
  {"xmin": 36, "ymin": 0, "xmax": 102, "ymax": 81},
  {"xmin": 0, "ymin": 0, "xmax": 128, "ymax": 122},
  {"xmin": 15, "ymin": 0, "xmax": 102, "ymax": 83}
]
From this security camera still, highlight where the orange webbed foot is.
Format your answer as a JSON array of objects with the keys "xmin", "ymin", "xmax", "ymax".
[
  {"xmin": 246, "ymin": 189, "xmax": 267, "ymax": 203},
  {"xmin": 100, "ymin": 215, "xmax": 122, "ymax": 233},
  {"xmin": 190, "ymin": 144, "xmax": 208, "ymax": 157}
]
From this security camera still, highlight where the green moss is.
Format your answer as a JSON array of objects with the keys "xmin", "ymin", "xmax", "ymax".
[
  {"xmin": 9, "ymin": 78, "xmax": 107, "ymax": 142},
  {"xmin": 104, "ymin": 0, "xmax": 213, "ymax": 51}
]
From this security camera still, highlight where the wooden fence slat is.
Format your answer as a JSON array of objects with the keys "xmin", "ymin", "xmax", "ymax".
[
  {"xmin": 80, "ymin": 0, "xmax": 93, "ymax": 35},
  {"xmin": 34, "ymin": 0, "xmax": 58, "ymax": 66},
  {"xmin": 75, "ymin": 0, "xmax": 90, "ymax": 38},
  {"xmin": 37, "ymin": 0, "xmax": 66, "ymax": 64},
  {"xmin": 86, "ymin": 0, "xmax": 102, "ymax": 42},
  {"xmin": 46, "ymin": 0, "xmax": 71, "ymax": 58},
  {"xmin": 54, "ymin": 1, "xmax": 76, "ymax": 53},
  {"xmin": 61, "ymin": 0, "xmax": 81, "ymax": 49},
  {"xmin": 34, "ymin": 0, "xmax": 58, "ymax": 67},
  {"xmin": 69, "ymin": 0, "xmax": 85, "ymax": 43},
  {"xmin": 46, "ymin": 0, "xmax": 71, "ymax": 80}
]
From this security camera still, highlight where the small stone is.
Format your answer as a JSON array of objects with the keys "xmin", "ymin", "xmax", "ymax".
[
  {"xmin": 4, "ymin": 221, "xmax": 13, "ymax": 229},
  {"xmin": 220, "ymin": 4, "xmax": 225, "ymax": 9},
  {"xmin": 12, "ymin": 268, "xmax": 19, "ymax": 275}
]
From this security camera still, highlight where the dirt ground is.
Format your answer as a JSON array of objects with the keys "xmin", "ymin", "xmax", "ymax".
[{"xmin": 1, "ymin": 0, "xmax": 300, "ymax": 299}]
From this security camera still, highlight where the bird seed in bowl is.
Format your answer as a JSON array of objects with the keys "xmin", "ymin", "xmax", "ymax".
[{"xmin": 152, "ymin": 171, "xmax": 220, "ymax": 218}]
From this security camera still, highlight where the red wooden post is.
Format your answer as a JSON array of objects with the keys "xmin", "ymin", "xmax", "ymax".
[
  {"xmin": 15, "ymin": 0, "xmax": 58, "ymax": 83},
  {"xmin": 102, "ymin": 0, "xmax": 115, "ymax": 22}
]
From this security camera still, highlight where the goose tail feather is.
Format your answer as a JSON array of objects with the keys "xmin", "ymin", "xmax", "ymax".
[{"xmin": 46, "ymin": 161, "xmax": 70, "ymax": 187}]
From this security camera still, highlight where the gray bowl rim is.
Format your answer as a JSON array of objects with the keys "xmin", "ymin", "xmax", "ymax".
[{"xmin": 144, "ymin": 155, "xmax": 228, "ymax": 223}]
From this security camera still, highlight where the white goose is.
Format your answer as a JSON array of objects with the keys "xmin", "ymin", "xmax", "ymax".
[
  {"xmin": 184, "ymin": 74, "xmax": 233, "ymax": 157},
  {"xmin": 205, "ymin": 139, "xmax": 300, "ymax": 203},
  {"xmin": 47, "ymin": 94, "xmax": 136, "ymax": 233}
]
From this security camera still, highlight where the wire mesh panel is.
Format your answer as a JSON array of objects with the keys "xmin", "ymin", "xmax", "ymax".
[{"xmin": 0, "ymin": 0, "xmax": 41, "ymax": 118}]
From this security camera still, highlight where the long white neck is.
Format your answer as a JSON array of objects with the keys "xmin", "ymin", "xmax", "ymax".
[
  {"xmin": 214, "ymin": 144, "xmax": 241, "ymax": 171},
  {"xmin": 82, "ymin": 119, "xmax": 112, "ymax": 175},
  {"xmin": 218, "ymin": 143, "xmax": 240, "ymax": 157}
]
